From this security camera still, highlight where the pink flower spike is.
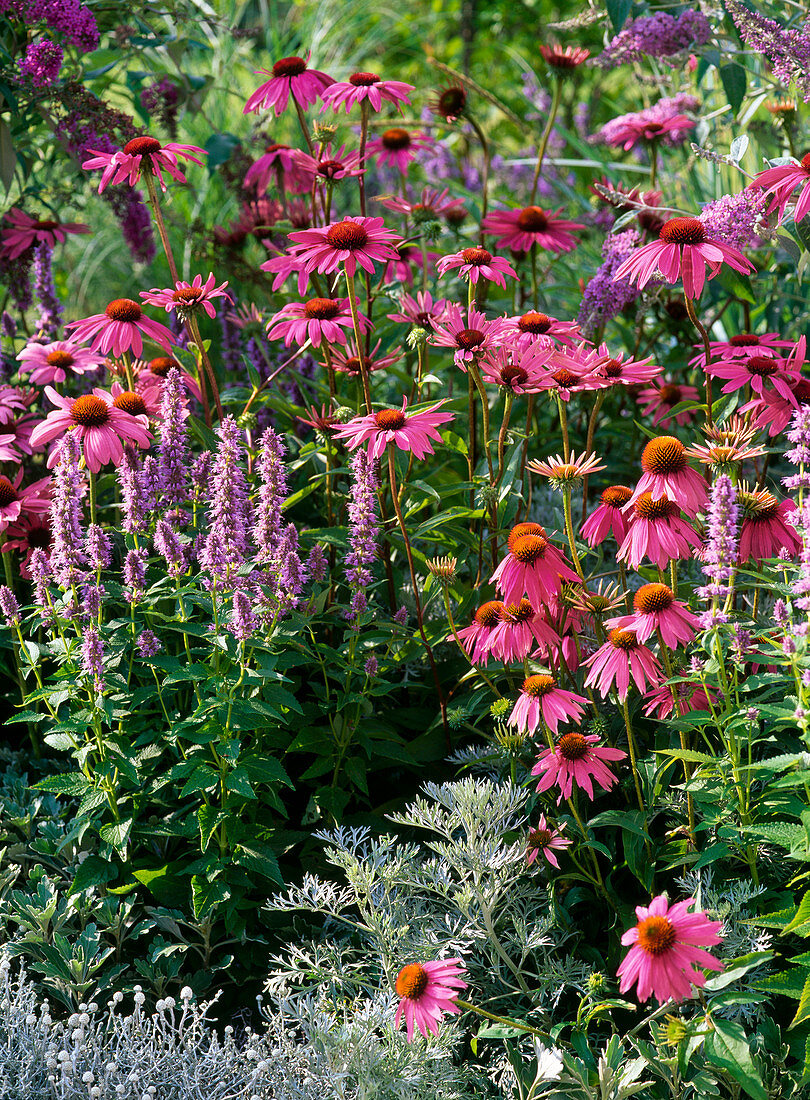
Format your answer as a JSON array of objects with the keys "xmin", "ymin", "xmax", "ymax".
[
  {"xmin": 16, "ymin": 339, "xmax": 106, "ymax": 386},
  {"xmin": 583, "ymin": 628, "xmax": 662, "ymax": 701},
  {"xmin": 65, "ymin": 298, "xmax": 175, "ymax": 359},
  {"xmin": 82, "ymin": 137, "xmax": 206, "ymax": 194},
  {"xmin": 332, "ymin": 397, "xmax": 454, "ymax": 461},
  {"xmin": 140, "ymin": 273, "xmax": 231, "ymax": 320},
  {"xmin": 613, "ymin": 217, "xmax": 755, "ymax": 300},
  {"xmin": 508, "ymin": 673, "xmax": 588, "ymax": 737},
  {"xmin": 481, "ymin": 205, "xmax": 584, "ymax": 254},
  {"xmin": 266, "ymin": 296, "xmax": 369, "ymax": 349},
  {"xmin": 608, "ymin": 583, "xmax": 699, "ymax": 648},
  {"xmin": 531, "ymin": 732, "xmax": 627, "ymax": 803},
  {"xmin": 320, "ymin": 72, "xmax": 414, "ymax": 114},
  {"xmin": 243, "ymin": 54, "xmax": 334, "ymax": 117},
  {"xmin": 526, "ymin": 814, "xmax": 572, "ymax": 869},
  {"xmin": 394, "ymin": 959, "xmax": 467, "ymax": 1042},
  {"xmin": 0, "ymin": 208, "xmax": 90, "ymax": 259},
  {"xmin": 288, "ymin": 216, "xmax": 401, "ymax": 278},
  {"xmin": 28, "ymin": 388, "xmax": 152, "ymax": 473},
  {"xmin": 436, "ymin": 247, "xmax": 518, "ymax": 288},
  {"xmin": 617, "ymin": 894, "xmax": 723, "ymax": 1004}
]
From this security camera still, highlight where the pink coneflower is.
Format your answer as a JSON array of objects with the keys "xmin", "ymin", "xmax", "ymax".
[
  {"xmin": 539, "ymin": 44, "xmax": 591, "ymax": 69},
  {"xmin": 436, "ymin": 247, "xmax": 517, "ymax": 288},
  {"xmin": 320, "ymin": 71, "xmax": 414, "ymax": 113},
  {"xmin": 0, "ymin": 208, "xmax": 90, "ymax": 259},
  {"xmin": 516, "ymin": 345, "xmax": 599, "ymax": 401},
  {"xmin": 643, "ymin": 681, "xmax": 714, "ymax": 719},
  {"xmin": 244, "ymin": 142, "xmax": 313, "ymax": 193},
  {"xmin": 583, "ymin": 628, "xmax": 662, "ymax": 699},
  {"xmin": 528, "ymin": 451, "xmax": 606, "ymax": 489},
  {"xmin": 394, "ymin": 958, "xmax": 467, "ymax": 1042},
  {"xmin": 488, "ymin": 599, "xmax": 559, "ymax": 662},
  {"xmin": 378, "ymin": 186, "xmax": 466, "ymax": 221},
  {"xmin": 601, "ymin": 113, "xmax": 695, "ymax": 151},
  {"xmin": 65, "ymin": 298, "xmax": 174, "ymax": 358},
  {"xmin": 617, "ymin": 894, "xmax": 723, "ymax": 1004},
  {"xmin": 291, "ymin": 143, "xmax": 365, "ymax": 184},
  {"xmin": 706, "ymin": 341, "xmax": 804, "ymax": 403},
  {"xmin": 140, "ymin": 273, "xmax": 231, "ymax": 320},
  {"xmin": 751, "ymin": 153, "xmax": 810, "ymax": 224},
  {"xmin": 367, "ymin": 127, "xmax": 431, "ymax": 171},
  {"xmin": 0, "ymin": 470, "xmax": 51, "ymax": 532},
  {"xmin": 508, "ymin": 673, "xmax": 588, "ymax": 736},
  {"xmin": 297, "ymin": 403, "xmax": 340, "ymax": 435},
  {"xmin": 745, "ymin": 378, "xmax": 810, "ymax": 438},
  {"xmin": 526, "ymin": 814, "xmax": 572, "ymax": 869},
  {"xmin": 16, "ymin": 339, "xmax": 106, "ymax": 385},
  {"xmin": 581, "ymin": 486, "xmax": 633, "ymax": 547},
  {"xmin": 531, "ymin": 732, "xmax": 627, "ymax": 802},
  {"xmin": 329, "ymin": 340, "xmax": 402, "ymax": 377},
  {"xmin": 387, "ymin": 290, "xmax": 451, "ymax": 328},
  {"xmin": 453, "ymin": 599, "xmax": 505, "ymax": 664},
  {"xmin": 619, "ymin": 493, "xmax": 702, "ymax": 570},
  {"xmin": 628, "ymin": 436, "xmax": 707, "ymax": 517},
  {"xmin": 637, "ymin": 381, "xmax": 700, "ymax": 427},
  {"xmin": 332, "ymin": 397, "xmax": 454, "ymax": 460},
  {"xmin": 1, "ymin": 516, "xmax": 52, "ymax": 577},
  {"xmin": 29, "ymin": 387, "xmax": 152, "ymax": 472},
  {"xmin": 481, "ymin": 205, "xmax": 584, "ymax": 254},
  {"xmin": 588, "ymin": 346, "xmax": 661, "ymax": 388},
  {"xmin": 608, "ymin": 583, "xmax": 699, "ymax": 647},
  {"xmin": 133, "ymin": 355, "xmax": 201, "ymax": 403},
  {"xmin": 260, "ymin": 245, "xmax": 311, "ymax": 295},
  {"xmin": 479, "ymin": 345, "xmax": 556, "ymax": 393},
  {"xmin": 430, "ymin": 304, "xmax": 510, "ymax": 368},
  {"xmin": 738, "ymin": 488, "xmax": 801, "ymax": 563},
  {"xmin": 288, "ymin": 216, "xmax": 401, "ymax": 277},
  {"xmin": 491, "ymin": 524, "xmax": 580, "ymax": 608},
  {"xmin": 109, "ymin": 380, "xmax": 161, "ymax": 422},
  {"xmin": 265, "ymin": 296, "xmax": 368, "ymax": 348},
  {"xmin": 613, "ymin": 216, "xmax": 755, "ymax": 300},
  {"xmin": 505, "ymin": 310, "xmax": 582, "ymax": 350},
  {"xmin": 243, "ymin": 54, "xmax": 334, "ymax": 116},
  {"xmin": 381, "ymin": 244, "xmax": 439, "ymax": 287},
  {"xmin": 82, "ymin": 136, "xmax": 206, "ymax": 193},
  {"xmin": 689, "ymin": 331, "xmax": 793, "ymax": 365},
  {"xmin": 0, "ymin": 385, "xmax": 31, "ymax": 426}
]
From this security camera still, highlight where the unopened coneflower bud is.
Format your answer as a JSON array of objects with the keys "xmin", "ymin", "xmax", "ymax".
[
  {"xmin": 427, "ymin": 555, "xmax": 457, "ymax": 582},
  {"xmin": 477, "ymin": 484, "xmax": 499, "ymax": 508},
  {"xmin": 406, "ymin": 325, "xmax": 429, "ymax": 351},
  {"xmin": 334, "ymin": 405, "xmax": 355, "ymax": 423},
  {"xmin": 312, "ymin": 121, "xmax": 337, "ymax": 142},
  {"xmin": 490, "ymin": 697, "xmax": 511, "ymax": 720}
]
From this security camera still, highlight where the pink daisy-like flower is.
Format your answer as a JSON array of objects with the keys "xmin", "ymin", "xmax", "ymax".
[
  {"xmin": 618, "ymin": 493, "xmax": 702, "ymax": 570},
  {"xmin": 488, "ymin": 599, "xmax": 559, "ymax": 663},
  {"xmin": 109, "ymin": 380, "xmax": 162, "ymax": 422},
  {"xmin": 16, "ymin": 339, "xmax": 106, "ymax": 385},
  {"xmin": 140, "ymin": 273, "xmax": 231, "ymax": 320},
  {"xmin": 381, "ymin": 244, "xmax": 439, "ymax": 288},
  {"xmin": 581, "ymin": 485, "xmax": 633, "ymax": 548},
  {"xmin": 608, "ymin": 583, "xmax": 699, "ymax": 648},
  {"xmin": 751, "ymin": 153, "xmax": 810, "ymax": 224},
  {"xmin": 617, "ymin": 894, "xmax": 723, "ymax": 1004},
  {"xmin": 0, "ymin": 470, "xmax": 51, "ymax": 533},
  {"xmin": 265, "ymin": 296, "xmax": 369, "ymax": 348},
  {"xmin": 706, "ymin": 338, "xmax": 804, "ymax": 404},
  {"xmin": 329, "ymin": 340, "xmax": 402, "ymax": 377},
  {"xmin": 0, "ymin": 385, "xmax": 31, "ymax": 426},
  {"xmin": 505, "ymin": 310, "xmax": 583, "ymax": 350},
  {"xmin": 288, "ymin": 216, "xmax": 401, "ymax": 278},
  {"xmin": 643, "ymin": 681, "xmax": 714, "ymax": 720},
  {"xmin": 29, "ymin": 387, "xmax": 152, "ymax": 473},
  {"xmin": 377, "ymin": 186, "xmax": 467, "ymax": 221},
  {"xmin": 508, "ymin": 673, "xmax": 588, "ymax": 737},
  {"xmin": 387, "ymin": 290, "xmax": 451, "ymax": 329},
  {"xmin": 491, "ymin": 522, "xmax": 580, "ymax": 608},
  {"xmin": 588, "ymin": 345, "xmax": 661, "ymax": 388},
  {"xmin": 82, "ymin": 136, "xmax": 206, "ymax": 193},
  {"xmin": 133, "ymin": 355, "xmax": 201, "ymax": 404},
  {"xmin": 531, "ymin": 732, "xmax": 627, "ymax": 803},
  {"xmin": 481, "ymin": 205, "xmax": 584, "ymax": 254},
  {"xmin": 738, "ymin": 489, "xmax": 801, "ymax": 563},
  {"xmin": 637, "ymin": 381, "xmax": 701, "ymax": 428},
  {"xmin": 367, "ymin": 127, "xmax": 432, "ymax": 172},
  {"xmin": 0, "ymin": 208, "xmax": 90, "ymax": 259},
  {"xmin": 320, "ymin": 71, "xmax": 414, "ymax": 114},
  {"xmin": 627, "ymin": 436, "xmax": 707, "ymax": 517},
  {"xmin": 584, "ymin": 628, "xmax": 662, "ymax": 700},
  {"xmin": 260, "ymin": 245, "xmax": 311, "ymax": 296},
  {"xmin": 436, "ymin": 246, "xmax": 518, "ymax": 288},
  {"xmin": 394, "ymin": 958, "xmax": 467, "ymax": 1042},
  {"xmin": 601, "ymin": 113, "xmax": 695, "ymax": 152},
  {"xmin": 517, "ymin": 344, "xmax": 601, "ymax": 401},
  {"xmin": 613, "ymin": 216, "xmax": 755, "ymax": 300},
  {"xmin": 479, "ymin": 345, "xmax": 557, "ymax": 394},
  {"xmin": 332, "ymin": 397, "xmax": 454, "ymax": 460},
  {"xmin": 65, "ymin": 298, "xmax": 174, "ymax": 359},
  {"xmin": 244, "ymin": 142, "xmax": 313, "ymax": 194},
  {"xmin": 430, "ymin": 304, "xmax": 511, "ymax": 369},
  {"xmin": 688, "ymin": 331, "xmax": 794, "ymax": 365},
  {"xmin": 526, "ymin": 814, "xmax": 572, "ymax": 869},
  {"xmin": 452, "ymin": 600, "xmax": 505, "ymax": 664},
  {"xmin": 1, "ymin": 516, "xmax": 52, "ymax": 577},
  {"xmin": 243, "ymin": 53, "xmax": 334, "ymax": 117},
  {"xmin": 745, "ymin": 378, "xmax": 810, "ymax": 439},
  {"xmin": 291, "ymin": 143, "xmax": 365, "ymax": 186}
]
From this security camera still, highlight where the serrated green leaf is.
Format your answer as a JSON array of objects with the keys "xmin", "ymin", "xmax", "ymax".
[
  {"xmin": 791, "ymin": 970, "xmax": 810, "ymax": 1029},
  {"xmin": 99, "ymin": 818, "xmax": 133, "ymax": 852},
  {"xmin": 785, "ymin": 892, "xmax": 810, "ymax": 935},
  {"xmin": 33, "ymin": 773, "xmax": 91, "ymax": 796},
  {"xmin": 191, "ymin": 874, "xmax": 229, "ymax": 919},
  {"xmin": 705, "ymin": 1018, "xmax": 767, "ymax": 1100}
]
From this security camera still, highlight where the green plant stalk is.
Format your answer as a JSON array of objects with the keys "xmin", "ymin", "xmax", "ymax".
[
  {"xmin": 566, "ymin": 794, "xmax": 604, "ymax": 890},
  {"xmin": 620, "ymin": 696, "xmax": 647, "ymax": 817},
  {"xmin": 143, "ymin": 172, "xmax": 180, "ymax": 283},
  {"xmin": 453, "ymin": 998, "xmax": 549, "ymax": 1039},
  {"xmin": 496, "ymin": 392, "xmax": 514, "ymax": 485},
  {"xmin": 344, "ymin": 267, "xmax": 373, "ymax": 413},
  {"xmin": 562, "ymin": 486, "xmax": 585, "ymax": 580},
  {"xmin": 684, "ymin": 295, "xmax": 713, "ymax": 427},
  {"xmin": 656, "ymin": 630, "xmax": 695, "ymax": 838},
  {"xmin": 466, "ymin": 113, "xmax": 491, "ymax": 239},
  {"xmin": 442, "ymin": 585, "xmax": 502, "ymax": 698},
  {"xmin": 186, "ymin": 312, "xmax": 223, "ymax": 420},
  {"xmin": 529, "ymin": 75, "xmax": 562, "ymax": 204}
]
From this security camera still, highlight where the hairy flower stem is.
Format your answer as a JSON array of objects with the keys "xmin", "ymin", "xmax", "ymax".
[
  {"xmin": 293, "ymin": 97, "xmax": 316, "ymax": 155},
  {"xmin": 620, "ymin": 697, "xmax": 647, "ymax": 818},
  {"xmin": 121, "ymin": 349, "xmax": 135, "ymax": 391},
  {"xmin": 143, "ymin": 172, "xmax": 179, "ymax": 284},
  {"xmin": 562, "ymin": 487, "xmax": 585, "ymax": 580},
  {"xmin": 358, "ymin": 100, "xmax": 369, "ymax": 218},
  {"xmin": 454, "ymin": 998, "xmax": 549, "ymax": 1039},
  {"xmin": 442, "ymin": 586, "xmax": 502, "ymax": 697},
  {"xmin": 566, "ymin": 794, "xmax": 605, "ymax": 891},
  {"xmin": 656, "ymin": 628, "xmax": 695, "ymax": 838},
  {"xmin": 387, "ymin": 445, "xmax": 449, "ymax": 745},
  {"xmin": 186, "ymin": 312, "xmax": 223, "ymax": 421},
  {"xmin": 344, "ymin": 267, "xmax": 373, "ymax": 413},
  {"xmin": 581, "ymin": 391, "xmax": 606, "ymax": 522},
  {"xmin": 467, "ymin": 114, "xmax": 491, "ymax": 241},
  {"xmin": 558, "ymin": 396, "xmax": 571, "ymax": 461},
  {"xmin": 529, "ymin": 75, "xmax": 562, "ymax": 204},
  {"xmin": 684, "ymin": 295, "xmax": 714, "ymax": 427},
  {"xmin": 496, "ymin": 392, "xmax": 514, "ymax": 484}
]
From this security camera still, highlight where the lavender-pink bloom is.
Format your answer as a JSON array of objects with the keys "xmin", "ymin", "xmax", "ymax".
[
  {"xmin": 19, "ymin": 38, "xmax": 63, "ymax": 85},
  {"xmin": 49, "ymin": 431, "xmax": 85, "ymax": 589},
  {"xmin": 344, "ymin": 450, "xmax": 379, "ymax": 621},
  {"xmin": 307, "ymin": 543, "xmax": 328, "ymax": 583},
  {"xmin": 273, "ymin": 524, "xmax": 307, "ymax": 614},
  {"xmin": 85, "ymin": 523, "xmax": 111, "ymax": 570},
  {"xmin": 136, "ymin": 628, "xmax": 162, "ymax": 657},
  {"xmin": 0, "ymin": 585, "xmax": 20, "ymax": 627},
  {"xmin": 699, "ymin": 190, "xmax": 768, "ymax": 251},
  {"xmin": 81, "ymin": 583, "xmax": 103, "ymax": 618},
  {"xmin": 29, "ymin": 548, "xmax": 56, "ymax": 629},
  {"xmin": 597, "ymin": 10, "xmax": 710, "ymax": 68},
  {"xmin": 123, "ymin": 548, "xmax": 147, "ymax": 603},
  {"xmin": 33, "ymin": 242, "xmax": 62, "ymax": 339},
  {"xmin": 230, "ymin": 588, "xmax": 259, "ymax": 640},
  {"xmin": 199, "ymin": 417, "xmax": 251, "ymax": 585},
  {"xmin": 154, "ymin": 518, "xmax": 186, "ymax": 577},
  {"xmin": 191, "ymin": 452, "xmax": 212, "ymax": 500},
  {"xmin": 82, "ymin": 624, "xmax": 105, "ymax": 691},
  {"xmin": 254, "ymin": 426, "xmax": 288, "ymax": 561},
  {"xmin": 578, "ymin": 229, "xmax": 641, "ymax": 336},
  {"xmin": 158, "ymin": 366, "xmax": 190, "ymax": 517},
  {"xmin": 697, "ymin": 473, "xmax": 739, "ymax": 612},
  {"xmin": 117, "ymin": 447, "xmax": 149, "ymax": 534},
  {"xmin": 727, "ymin": 0, "xmax": 810, "ymax": 101}
]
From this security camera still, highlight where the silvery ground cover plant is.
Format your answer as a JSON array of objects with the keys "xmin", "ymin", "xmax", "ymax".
[{"xmin": 3, "ymin": 0, "xmax": 810, "ymax": 1095}]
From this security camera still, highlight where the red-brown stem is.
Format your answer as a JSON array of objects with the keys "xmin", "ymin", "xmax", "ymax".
[
  {"xmin": 684, "ymin": 295, "xmax": 713, "ymax": 427},
  {"xmin": 186, "ymin": 313, "xmax": 223, "ymax": 421},
  {"xmin": 143, "ymin": 172, "xmax": 179, "ymax": 284}
]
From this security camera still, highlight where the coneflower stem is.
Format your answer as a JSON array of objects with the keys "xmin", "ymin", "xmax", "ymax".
[
  {"xmin": 453, "ymin": 999, "xmax": 549, "ymax": 1039},
  {"xmin": 442, "ymin": 586, "xmax": 502, "ymax": 698},
  {"xmin": 620, "ymin": 696, "xmax": 647, "ymax": 817},
  {"xmin": 684, "ymin": 295, "xmax": 713, "ymax": 427},
  {"xmin": 143, "ymin": 173, "xmax": 179, "ymax": 283},
  {"xmin": 567, "ymin": 794, "xmax": 604, "ymax": 889},
  {"xmin": 529, "ymin": 75, "xmax": 562, "ymax": 205},
  {"xmin": 656, "ymin": 628, "xmax": 695, "ymax": 838},
  {"xmin": 562, "ymin": 487, "xmax": 585, "ymax": 580},
  {"xmin": 344, "ymin": 267, "xmax": 373, "ymax": 413},
  {"xmin": 186, "ymin": 313, "xmax": 223, "ymax": 421}
]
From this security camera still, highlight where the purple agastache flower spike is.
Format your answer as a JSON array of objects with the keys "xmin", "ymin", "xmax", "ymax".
[
  {"xmin": 254, "ymin": 426, "xmax": 288, "ymax": 561},
  {"xmin": 49, "ymin": 431, "xmax": 85, "ymax": 589},
  {"xmin": 344, "ymin": 449, "xmax": 379, "ymax": 622},
  {"xmin": 158, "ymin": 366, "xmax": 190, "ymax": 518},
  {"xmin": 199, "ymin": 416, "xmax": 251, "ymax": 586},
  {"xmin": 697, "ymin": 473, "xmax": 739, "ymax": 627},
  {"xmin": 82, "ymin": 625, "xmax": 105, "ymax": 691}
]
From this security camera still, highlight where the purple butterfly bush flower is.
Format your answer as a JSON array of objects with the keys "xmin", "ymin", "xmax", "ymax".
[
  {"xmin": 597, "ymin": 10, "xmax": 711, "ymax": 68},
  {"xmin": 578, "ymin": 228, "xmax": 642, "ymax": 336}
]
